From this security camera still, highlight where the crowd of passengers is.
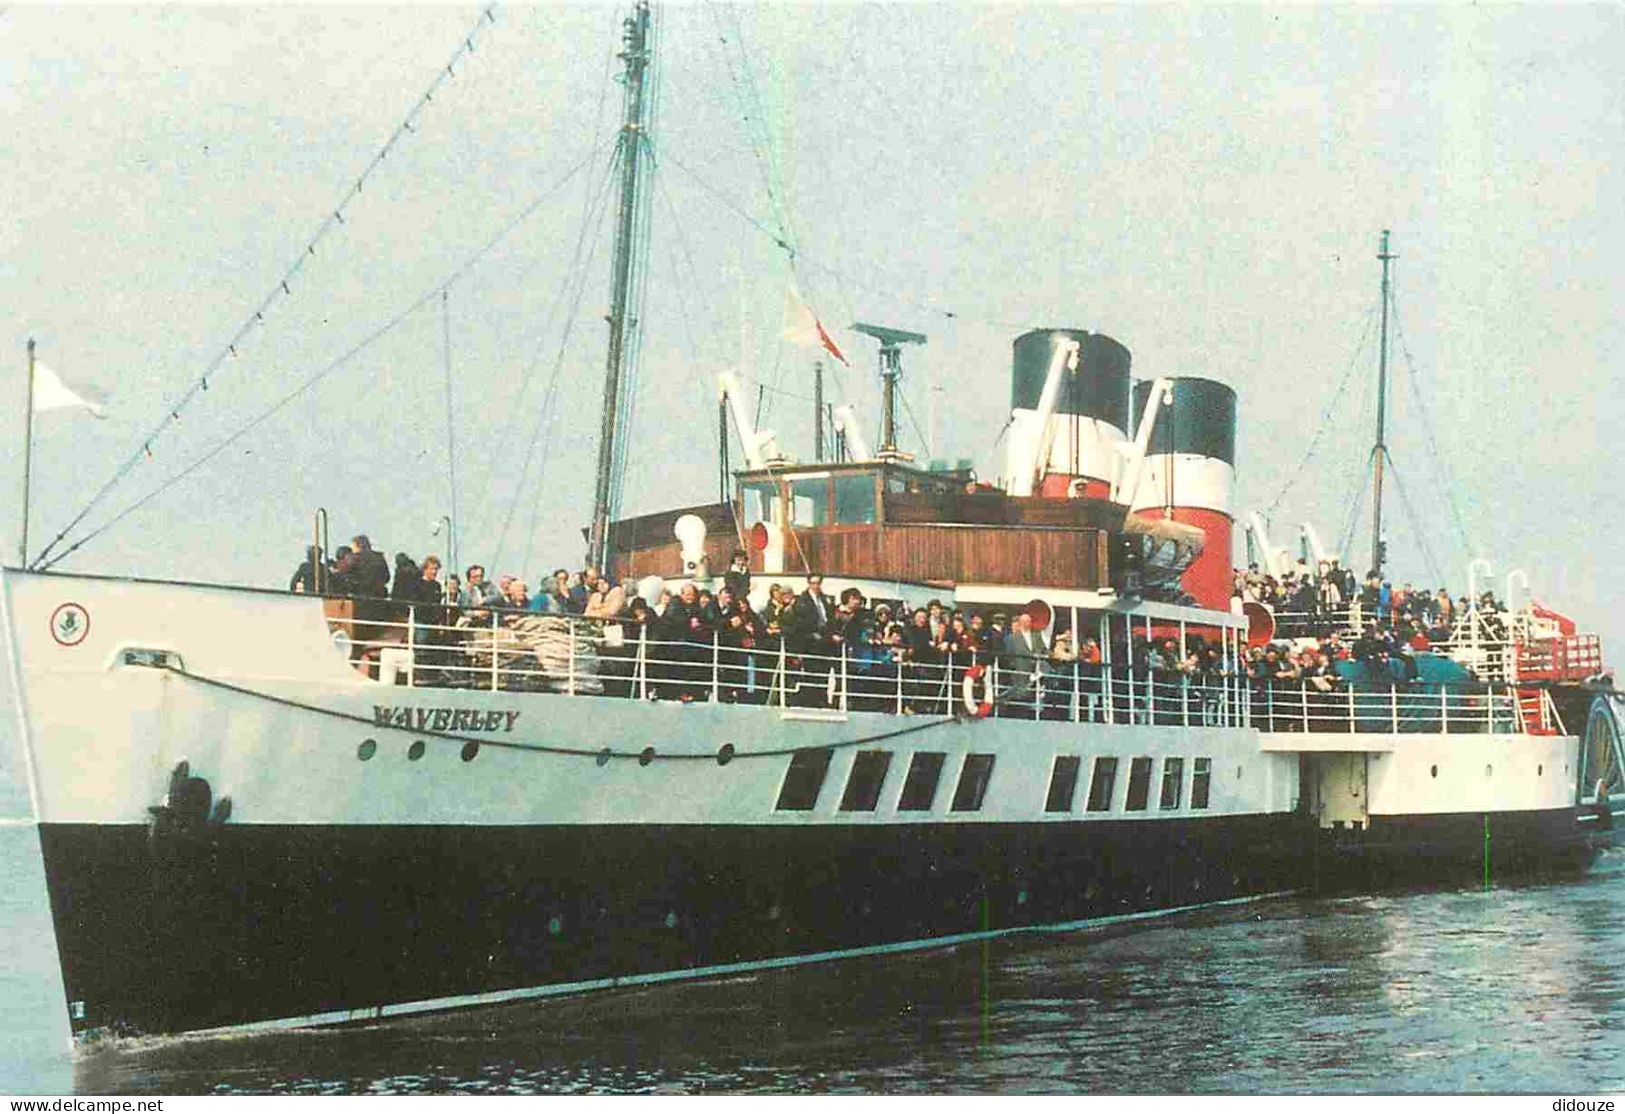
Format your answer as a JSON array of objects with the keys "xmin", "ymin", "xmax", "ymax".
[
  {"xmin": 1235, "ymin": 557, "xmax": 1517, "ymax": 691},
  {"xmin": 1236, "ymin": 557, "xmax": 1510, "ymax": 644},
  {"xmin": 289, "ymin": 535, "xmax": 1505, "ymax": 714}
]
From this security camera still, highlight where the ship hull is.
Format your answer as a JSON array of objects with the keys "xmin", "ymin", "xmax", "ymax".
[
  {"xmin": 40, "ymin": 814, "xmax": 1305, "ymax": 1036},
  {"xmin": 5, "ymin": 569, "xmax": 1609, "ymax": 1039},
  {"xmin": 1311, "ymin": 807, "xmax": 1610, "ymax": 891}
]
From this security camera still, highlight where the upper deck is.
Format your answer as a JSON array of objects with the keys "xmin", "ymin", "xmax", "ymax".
[{"xmin": 605, "ymin": 459, "xmax": 1202, "ymax": 596}]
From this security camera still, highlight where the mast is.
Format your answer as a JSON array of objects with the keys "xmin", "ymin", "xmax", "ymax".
[
  {"xmin": 587, "ymin": 1, "xmax": 653, "ymax": 569},
  {"xmin": 20, "ymin": 338, "xmax": 36, "ymax": 567},
  {"xmin": 1368, "ymin": 229, "xmax": 1396, "ymax": 577},
  {"xmin": 813, "ymin": 360, "xmax": 825, "ymax": 462}
]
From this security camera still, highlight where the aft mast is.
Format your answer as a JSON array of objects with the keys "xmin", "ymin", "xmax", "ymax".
[
  {"xmin": 587, "ymin": 1, "xmax": 654, "ymax": 569},
  {"xmin": 1368, "ymin": 229, "xmax": 1396, "ymax": 577}
]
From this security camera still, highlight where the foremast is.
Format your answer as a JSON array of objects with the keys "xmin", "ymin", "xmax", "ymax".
[
  {"xmin": 1368, "ymin": 229, "xmax": 1396, "ymax": 578},
  {"xmin": 587, "ymin": 1, "xmax": 654, "ymax": 569}
]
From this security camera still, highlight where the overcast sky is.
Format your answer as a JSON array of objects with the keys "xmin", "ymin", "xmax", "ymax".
[{"xmin": 2, "ymin": 2, "xmax": 1621, "ymax": 643}]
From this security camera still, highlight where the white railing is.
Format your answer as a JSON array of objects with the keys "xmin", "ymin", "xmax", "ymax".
[{"xmin": 325, "ymin": 606, "xmax": 1524, "ymax": 735}]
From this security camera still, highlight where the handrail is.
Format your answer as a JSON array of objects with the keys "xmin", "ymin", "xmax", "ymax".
[{"xmin": 323, "ymin": 606, "xmax": 1537, "ymax": 735}]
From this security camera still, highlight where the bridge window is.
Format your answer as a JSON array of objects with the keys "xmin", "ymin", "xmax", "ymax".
[
  {"xmin": 1045, "ymin": 756, "xmax": 1081, "ymax": 813},
  {"xmin": 951, "ymin": 754, "xmax": 996, "ymax": 812},
  {"xmin": 775, "ymin": 747, "xmax": 834, "ymax": 811},
  {"xmin": 790, "ymin": 478, "xmax": 829, "ymax": 526},
  {"xmin": 1191, "ymin": 758, "xmax": 1212, "ymax": 809},
  {"xmin": 1125, "ymin": 757, "xmax": 1153, "ymax": 811},
  {"xmin": 839, "ymin": 750, "xmax": 893, "ymax": 812},
  {"xmin": 741, "ymin": 480, "xmax": 778, "ymax": 525},
  {"xmin": 832, "ymin": 474, "xmax": 877, "ymax": 524},
  {"xmin": 1159, "ymin": 757, "xmax": 1184, "ymax": 810},
  {"xmin": 1086, "ymin": 757, "xmax": 1118, "ymax": 812},
  {"xmin": 897, "ymin": 752, "xmax": 946, "ymax": 811}
]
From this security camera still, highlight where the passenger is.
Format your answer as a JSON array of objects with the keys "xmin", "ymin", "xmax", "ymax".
[
  {"xmin": 723, "ymin": 549, "xmax": 751, "ymax": 600},
  {"xmin": 289, "ymin": 545, "xmax": 322, "ymax": 594},
  {"xmin": 328, "ymin": 546, "xmax": 359, "ymax": 597},
  {"xmin": 714, "ymin": 585, "xmax": 753, "ymax": 702},
  {"xmin": 904, "ymin": 608, "xmax": 943, "ymax": 715},
  {"xmin": 502, "ymin": 578, "xmax": 531, "ymax": 611},
  {"xmin": 786, "ymin": 575, "xmax": 838, "ymax": 704},
  {"xmin": 350, "ymin": 535, "xmax": 392, "ymax": 599},
  {"xmin": 460, "ymin": 565, "xmax": 502, "ymax": 608},
  {"xmin": 584, "ymin": 575, "xmax": 624, "ymax": 619},
  {"xmin": 660, "ymin": 582, "xmax": 711, "ymax": 701}
]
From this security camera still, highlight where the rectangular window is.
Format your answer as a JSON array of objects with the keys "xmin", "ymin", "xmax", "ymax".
[
  {"xmin": 951, "ymin": 753, "xmax": 996, "ymax": 812},
  {"xmin": 1191, "ymin": 757, "xmax": 1212, "ymax": 810},
  {"xmin": 1159, "ymin": 757, "xmax": 1184, "ymax": 810},
  {"xmin": 1125, "ymin": 756, "xmax": 1153, "ymax": 811},
  {"xmin": 897, "ymin": 752, "xmax": 946, "ymax": 811},
  {"xmin": 790, "ymin": 478, "xmax": 830, "ymax": 526},
  {"xmin": 740, "ymin": 480, "xmax": 778, "ymax": 526},
  {"xmin": 832, "ymin": 474, "xmax": 877, "ymax": 524},
  {"xmin": 839, "ymin": 750, "xmax": 893, "ymax": 812},
  {"xmin": 775, "ymin": 747, "xmax": 834, "ymax": 811},
  {"xmin": 1045, "ymin": 755, "xmax": 1082, "ymax": 813},
  {"xmin": 1085, "ymin": 757, "xmax": 1118, "ymax": 812}
]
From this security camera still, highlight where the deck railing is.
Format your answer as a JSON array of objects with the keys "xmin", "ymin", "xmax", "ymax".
[{"xmin": 322, "ymin": 605, "xmax": 1530, "ymax": 736}]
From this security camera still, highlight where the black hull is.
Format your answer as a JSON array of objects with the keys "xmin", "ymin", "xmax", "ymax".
[
  {"xmin": 40, "ymin": 816, "xmax": 1305, "ymax": 1036},
  {"xmin": 1310, "ymin": 807, "xmax": 1612, "ymax": 891}
]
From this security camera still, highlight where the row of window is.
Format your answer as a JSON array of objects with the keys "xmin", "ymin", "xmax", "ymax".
[{"xmin": 775, "ymin": 749, "xmax": 1213, "ymax": 815}]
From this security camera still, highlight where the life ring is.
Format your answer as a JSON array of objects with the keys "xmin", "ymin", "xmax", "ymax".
[{"xmin": 962, "ymin": 664, "xmax": 993, "ymax": 718}]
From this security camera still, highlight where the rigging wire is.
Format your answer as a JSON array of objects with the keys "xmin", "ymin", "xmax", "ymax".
[
  {"xmin": 37, "ymin": 149, "xmax": 601, "ymax": 572},
  {"xmin": 657, "ymin": 149, "xmax": 1031, "ymax": 333},
  {"xmin": 1382, "ymin": 451, "xmax": 1446, "ymax": 588},
  {"xmin": 32, "ymin": 4, "xmax": 502, "ymax": 571},
  {"xmin": 499, "ymin": 146, "xmax": 624, "ymax": 571},
  {"xmin": 1260, "ymin": 304, "xmax": 1376, "ymax": 518},
  {"xmin": 442, "ymin": 289, "xmax": 459, "ymax": 573},
  {"xmin": 457, "ymin": 27, "xmax": 619, "ymax": 564},
  {"xmin": 1389, "ymin": 295, "xmax": 1477, "ymax": 559}
]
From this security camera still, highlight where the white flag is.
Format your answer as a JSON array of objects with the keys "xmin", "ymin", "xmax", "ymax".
[
  {"xmin": 33, "ymin": 361, "xmax": 106, "ymax": 418},
  {"xmin": 780, "ymin": 282, "xmax": 850, "ymax": 367}
]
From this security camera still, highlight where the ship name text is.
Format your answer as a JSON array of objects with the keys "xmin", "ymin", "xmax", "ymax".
[{"xmin": 373, "ymin": 706, "xmax": 522, "ymax": 733}]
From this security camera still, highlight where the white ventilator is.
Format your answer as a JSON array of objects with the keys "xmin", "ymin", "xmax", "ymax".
[
  {"xmin": 674, "ymin": 514, "xmax": 708, "ymax": 577},
  {"xmin": 831, "ymin": 404, "xmax": 873, "ymax": 461}
]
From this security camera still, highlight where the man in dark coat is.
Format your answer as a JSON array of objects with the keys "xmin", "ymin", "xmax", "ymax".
[
  {"xmin": 785, "ymin": 574, "xmax": 838, "ymax": 703},
  {"xmin": 350, "ymin": 535, "xmax": 391, "ymax": 598}
]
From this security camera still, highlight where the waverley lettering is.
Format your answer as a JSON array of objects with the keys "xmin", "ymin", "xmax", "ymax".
[{"xmin": 372, "ymin": 706, "xmax": 521, "ymax": 733}]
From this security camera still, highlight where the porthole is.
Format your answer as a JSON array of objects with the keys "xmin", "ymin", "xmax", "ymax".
[
  {"xmin": 1430, "ymin": 764, "xmax": 1438, "ymax": 778},
  {"xmin": 663, "ymin": 911, "xmax": 678, "ymax": 929},
  {"xmin": 357, "ymin": 739, "xmax": 377, "ymax": 761},
  {"xmin": 460, "ymin": 741, "xmax": 480, "ymax": 763},
  {"xmin": 408, "ymin": 740, "xmax": 426, "ymax": 762},
  {"xmin": 640, "ymin": 746, "xmax": 656, "ymax": 767},
  {"xmin": 717, "ymin": 743, "xmax": 735, "ymax": 766},
  {"xmin": 596, "ymin": 747, "xmax": 613, "ymax": 767},
  {"xmin": 547, "ymin": 915, "xmax": 563, "ymax": 937}
]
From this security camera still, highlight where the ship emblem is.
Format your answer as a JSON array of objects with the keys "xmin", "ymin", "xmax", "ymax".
[{"xmin": 49, "ymin": 602, "xmax": 90, "ymax": 647}]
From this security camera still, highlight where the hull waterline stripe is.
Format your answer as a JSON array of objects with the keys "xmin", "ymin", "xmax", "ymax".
[
  {"xmin": 157, "ymin": 661, "xmax": 977, "ymax": 762},
  {"xmin": 160, "ymin": 888, "xmax": 1298, "ymax": 1045}
]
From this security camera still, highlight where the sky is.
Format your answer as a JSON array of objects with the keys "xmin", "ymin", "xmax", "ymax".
[{"xmin": 1, "ymin": 2, "xmax": 1621, "ymax": 652}]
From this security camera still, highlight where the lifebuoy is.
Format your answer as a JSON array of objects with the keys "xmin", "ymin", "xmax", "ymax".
[{"xmin": 962, "ymin": 664, "xmax": 993, "ymax": 718}]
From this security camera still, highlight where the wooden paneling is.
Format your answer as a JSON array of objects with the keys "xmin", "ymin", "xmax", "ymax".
[
  {"xmin": 798, "ymin": 524, "xmax": 1104, "ymax": 590},
  {"xmin": 884, "ymin": 491, "xmax": 1124, "ymax": 530}
]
